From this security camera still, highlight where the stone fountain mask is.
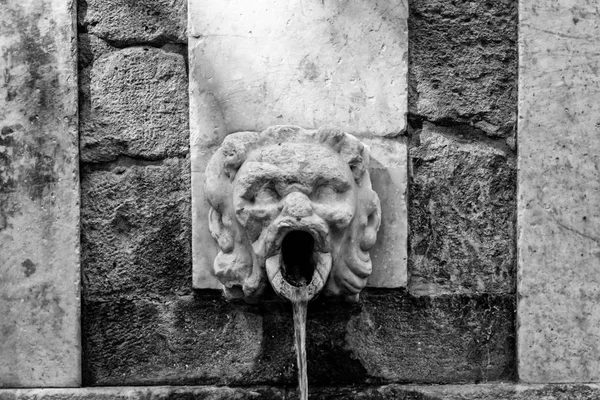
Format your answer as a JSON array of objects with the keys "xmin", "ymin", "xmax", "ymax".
[{"xmin": 204, "ymin": 125, "xmax": 381, "ymax": 303}]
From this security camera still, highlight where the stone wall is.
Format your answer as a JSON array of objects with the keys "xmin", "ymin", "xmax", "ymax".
[{"xmin": 78, "ymin": 0, "xmax": 517, "ymax": 386}]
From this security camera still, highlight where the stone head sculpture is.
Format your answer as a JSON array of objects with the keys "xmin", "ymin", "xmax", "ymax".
[{"xmin": 204, "ymin": 125, "xmax": 381, "ymax": 303}]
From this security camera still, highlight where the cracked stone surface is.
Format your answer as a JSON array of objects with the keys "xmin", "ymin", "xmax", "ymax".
[{"xmin": 517, "ymin": 0, "xmax": 600, "ymax": 383}]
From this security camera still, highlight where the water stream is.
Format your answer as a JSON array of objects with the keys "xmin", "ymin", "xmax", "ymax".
[
  {"xmin": 291, "ymin": 289, "xmax": 309, "ymax": 400},
  {"xmin": 280, "ymin": 230, "xmax": 315, "ymax": 399}
]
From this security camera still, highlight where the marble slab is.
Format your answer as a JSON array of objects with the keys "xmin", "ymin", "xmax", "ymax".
[
  {"xmin": 188, "ymin": 0, "xmax": 408, "ymax": 138},
  {"xmin": 0, "ymin": 0, "xmax": 81, "ymax": 387},
  {"xmin": 189, "ymin": 0, "xmax": 408, "ymax": 290},
  {"xmin": 518, "ymin": 0, "xmax": 600, "ymax": 383}
]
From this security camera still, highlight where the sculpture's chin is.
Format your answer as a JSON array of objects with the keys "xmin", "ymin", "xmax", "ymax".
[{"xmin": 265, "ymin": 250, "xmax": 332, "ymax": 302}]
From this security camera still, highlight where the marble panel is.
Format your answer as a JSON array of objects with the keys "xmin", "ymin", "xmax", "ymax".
[
  {"xmin": 0, "ymin": 0, "xmax": 80, "ymax": 387},
  {"xmin": 189, "ymin": 0, "xmax": 409, "ymax": 291},
  {"xmin": 518, "ymin": 0, "xmax": 600, "ymax": 383},
  {"xmin": 188, "ymin": 0, "xmax": 408, "ymax": 137}
]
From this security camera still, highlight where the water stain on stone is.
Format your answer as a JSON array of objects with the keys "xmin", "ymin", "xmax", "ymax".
[
  {"xmin": 0, "ymin": 125, "xmax": 17, "ymax": 193},
  {"xmin": 299, "ymin": 57, "xmax": 320, "ymax": 82},
  {"xmin": 1, "ymin": 7, "xmax": 62, "ymax": 201},
  {"xmin": 27, "ymin": 282, "xmax": 66, "ymax": 334},
  {"xmin": 0, "ymin": 209, "xmax": 7, "ymax": 230},
  {"xmin": 22, "ymin": 259, "xmax": 36, "ymax": 277}
]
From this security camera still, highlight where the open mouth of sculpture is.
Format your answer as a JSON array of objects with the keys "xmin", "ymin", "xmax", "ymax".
[
  {"xmin": 281, "ymin": 230, "xmax": 316, "ymax": 287},
  {"xmin": 265, "ymin": 229, "xmax": 332, "ymax": 301}
]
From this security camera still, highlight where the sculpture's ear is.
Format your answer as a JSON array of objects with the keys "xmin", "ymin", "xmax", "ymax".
[
  {"xmin": 317, "ymin": 127, "xmax": 369, "ymax": 184},
  {"xmin": 220, "ymin": 132, "xmax": 260, "ymax": 180},
  {"xmin": 360, "ymin": 192, "xmax": 381, "ymax": 252},
  {"xmin": 208, "ymin": 207, "xmax": 234, "ymax": 253},
  {"xmin": 209, "ymin": 207, "xmax": 255, "ymax": 300}
]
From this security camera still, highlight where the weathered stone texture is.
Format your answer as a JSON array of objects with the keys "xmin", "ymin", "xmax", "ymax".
[
  {"xmin": 78, "ymin": 14, "xmax": 194, "ymax": 388},
  {"xmin": 517, "ymin": 0, "xmax": 600, "ymax": 383},
  {"xmin": 81, "ymin": 158, "xmax": 191, "ymax": 298},
  {"xmin": 83, "ymin": 292, "xmax": 514, "ymax": 386},
  {"xmin": 409, "ymin": 123, "xmax": 516, "ymax": 295},
  {"xmin": 78, "ymin": 0, "xmax": 187, "ymax": 46},
  {"xmin": 0, "ymin": 0, "xmax": 80, "ymax": 387},
  {"xmin": 83, "ymin": 295, "xmax": 263, "ymax": 385},
  {"xmin": 409, "ymin": 0, "xmax": 518, "ymax": 138},
  {"xmin": 80, "ymin": 46, "xmax": 189, "ymax": 162},
  {"xmin": 2, "ymin": 384, "xmax": 600, "ymax": 400}
]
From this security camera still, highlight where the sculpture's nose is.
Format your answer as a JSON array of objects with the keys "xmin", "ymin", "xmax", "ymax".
[{"xmin": 282, "ymin": 192, "xmax": 312, "ymax": 218}]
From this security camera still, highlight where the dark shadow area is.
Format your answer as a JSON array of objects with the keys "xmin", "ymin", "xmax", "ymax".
[
  {"xmin": 82, "ymin": 289, "xmax": 515, "ymax": 386},
  {"xmin": 281, "ymin": 231, "xmax": 316, "ymax": 287}
]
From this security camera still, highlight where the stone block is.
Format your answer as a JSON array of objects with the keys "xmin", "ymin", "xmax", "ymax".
[
  {"xmin": 409, "ymin": 122, "xmax": 516, "ymax": 295},
  {"xmin": 83, "ymin": 295, "xmax": 264, "ymax": 386},
  {"xmin": 78, "ymin": 0, "xmax": 187, "ymax": 46},
  {"xmin": 80, "ymin": 47, "xmax": 189, "ymax": 162},
  {"xmin": 81, "ymin": 158, "xmax": 192, "ymax": 298},
  {"xmin": 409, "ymin": 0, "xmax": 518, "ymax": 138},
  {"xmin": 517, "ymin": 0, "xmax": 600, "ymax": 383},
  {"xmin": 2, "ymin": 384, "xmax": 600, "ymax": 400},
  {"xmin": 0, "ymin": 0, "xmax": 80, "ymax": 387},
  {"xmin": 82, "ymin": 292, "xmax": 514, "ymax": 385}
]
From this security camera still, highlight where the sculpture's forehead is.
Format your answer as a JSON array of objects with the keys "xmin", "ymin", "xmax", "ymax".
[{"xmin": 246, "ymin": 143, "xmax": 351, "ymax": 181}]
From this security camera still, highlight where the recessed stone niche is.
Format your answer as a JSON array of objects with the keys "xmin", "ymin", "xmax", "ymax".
[{"xmin": 189, "ymin": 0, "xmax": 409, "ymax": 293}]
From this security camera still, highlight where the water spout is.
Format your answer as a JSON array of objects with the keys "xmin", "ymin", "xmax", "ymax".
[
  {"xmin": 265, "ymin": 234, "xmax": 331, "ymax": 303},
  {"xmin": 204, "ymin": 126, "xmax": 381, "ymax": 303},
  {"xmin": 204, "ymin": 126, "xmax": 383, "ymax": 399},
  {"xmin": 281, "ymin": 231, "xmax": 316, "ymax": 287}
]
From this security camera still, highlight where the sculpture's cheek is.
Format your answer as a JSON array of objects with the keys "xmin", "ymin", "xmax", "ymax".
[
  {"xmin": 235, "ymin": 203, "xmax": 281, "ymax": 241},
  {"xmin": 313, "ymin": 199, "xmax": 355, "ymax": 230},
  {"xmin": 214, "ymin": 250, "xmax": 252, "ymax": 286}
]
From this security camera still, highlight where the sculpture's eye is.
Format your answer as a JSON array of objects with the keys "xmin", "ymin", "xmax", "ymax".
[
  {"xmin": 254, "ymin": 186, "xmax": 280, "ymax": 204},
  {"xmin": 314, "ymin": 184, "xmax": 337, "ymax": 201}
]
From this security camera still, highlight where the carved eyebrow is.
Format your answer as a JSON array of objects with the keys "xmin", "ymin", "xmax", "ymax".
[
  {"xmin": 235, "ymin": 162, "xmax": 282, "ymax": 199},
  {"xmin": 313, "ymin": 176, "xmax": 351, "ymax": 192}
]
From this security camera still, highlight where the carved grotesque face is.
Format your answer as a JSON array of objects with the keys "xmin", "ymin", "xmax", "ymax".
[{"xmin": 204, "ymin": 126, "xmax": 380, "ymax": 302}]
